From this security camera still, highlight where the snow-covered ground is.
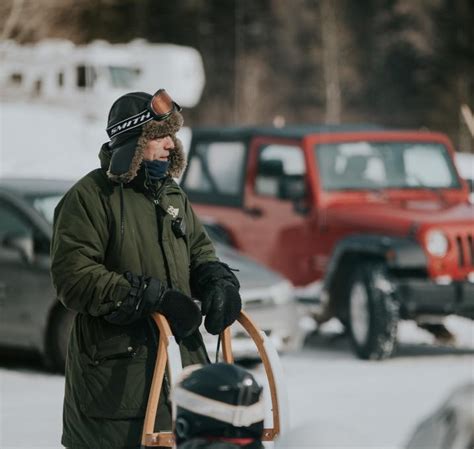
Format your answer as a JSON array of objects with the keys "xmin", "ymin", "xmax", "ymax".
[
  {"xmin": 1, "ymin": 316, "xmax": 472, "ymax": 449},
  {"xmin": 1, "ymin": 97, "xmax": 473, "ymax": 449}
]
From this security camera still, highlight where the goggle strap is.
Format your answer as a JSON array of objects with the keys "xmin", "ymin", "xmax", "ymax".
[
  {"xmin": 106, "ymin": 109, "xmax": 153, "ymax": 138},
  {"xmin": 172, "ymin": 386, "xmax": 265, "ymax": 427}
]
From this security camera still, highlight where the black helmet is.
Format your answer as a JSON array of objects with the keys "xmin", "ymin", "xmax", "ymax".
[{"xmin": 173, "ymin": 363, "xmax": 264, "ymax": 444}]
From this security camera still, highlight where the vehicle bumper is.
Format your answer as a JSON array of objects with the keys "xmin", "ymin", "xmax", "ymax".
[
  {"xmin": 202, "ymin": 302, "xmax": 304, "ymax": 360},
  {"xmin": 397, "ymin": 278, "xmax": 474, "ymax": 319}
]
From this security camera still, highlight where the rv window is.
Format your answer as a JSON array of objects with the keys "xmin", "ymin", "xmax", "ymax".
[
  {"xmin": 57, "ymin": 72, "xmax": 64, "ymax": 87},
  {"xmin": 76, "ymin": 65, "xmax": 97, "ymax": 89},
  {"xmin": 34, "ymin": 79, "xmax": 42, "ymax": 95},
  {"xmin": 108, "ymin": 66, "xmax": 140, "ymax": 88},
  {"xmin": 77, "ymin": 65, "xmax": 87, "ymax": 88},
  {"xmin": 10, "ymin": 73, "xmax": 23, "ymax": 86}
]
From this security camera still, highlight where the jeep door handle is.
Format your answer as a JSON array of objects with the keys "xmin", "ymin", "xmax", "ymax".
[{"xmin": 243, "ymin": 206, "xmax": 263, "ymax": 218}]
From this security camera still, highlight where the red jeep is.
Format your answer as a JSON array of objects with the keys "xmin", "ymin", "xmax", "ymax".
[{"xmin": 182, "ymin": 126, "xmax": 474, "ymax": 359}]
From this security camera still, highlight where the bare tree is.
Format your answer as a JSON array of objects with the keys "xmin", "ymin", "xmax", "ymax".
[
  {"xmin": 1, "ymin": 0, "xmax": 25, "ymax": 41},
  {"xmin": 320, "ymin": 0, "xmax": 341, "ymax": 124}
]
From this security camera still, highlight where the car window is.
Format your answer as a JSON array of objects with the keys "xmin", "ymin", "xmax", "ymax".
[
  {"xmin": 27, "ymin": 195, "xmax": 63, "ymax": 225},
  {"xmin": 183, "ymin": 141, "xmax": 246, "ymax": 205},
  {"xmin": 0, "ymin": 200, "xmax": 32, "ymax": 241},
  {"xmin": 255, "ymin": 144, "xmax": 306, "ymax": 198}
]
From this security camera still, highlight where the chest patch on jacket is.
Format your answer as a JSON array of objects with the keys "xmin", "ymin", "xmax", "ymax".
[{"xmin": 167, "ymin": 205, "xmax": 179, "ymax": 218}]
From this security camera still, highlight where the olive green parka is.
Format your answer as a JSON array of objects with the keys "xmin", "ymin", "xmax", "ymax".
[{"xmin": 51, "ymin": 143, "xmax": 217, "ymax": 449}]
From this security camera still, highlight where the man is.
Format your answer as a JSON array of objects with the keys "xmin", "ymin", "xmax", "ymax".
[
  {"xmin": 50, "ymin": 89, "xmax": 242, "ymax": 449},
  {"xmin": 173, "ymin": 363, "xmax": 265, "ymax": 449}
]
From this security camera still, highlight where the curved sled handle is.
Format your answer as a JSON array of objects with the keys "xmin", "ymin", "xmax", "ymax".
[
  {"xmin": 221, "ymin": 310, "xmax": 281, "ymax": 441},
  {"xmin": 141, "ymin": 311, "xmax": 282, "ymax": 447},
  {"xmin": 141, "ymin": 313, "xmax": 175, "ymax": 448}
]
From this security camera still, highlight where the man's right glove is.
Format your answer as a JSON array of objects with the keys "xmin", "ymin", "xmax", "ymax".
[{"xmin": 104, "ymin": 272, "xmax": 202, "ymax": 339}]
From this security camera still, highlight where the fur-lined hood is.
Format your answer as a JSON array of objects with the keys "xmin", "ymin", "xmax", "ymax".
[{"xmin": 105, "ymin": 110, "xmax": 187, "ymax": 183}]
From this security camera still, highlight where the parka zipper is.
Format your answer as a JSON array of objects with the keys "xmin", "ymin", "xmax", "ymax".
[
  {"xmin": 148, "ymin": 177, "xmax": 173, "ymax": 403},
  {"xmin": 150, "ymin": 177, "xmax": 174, "ymax": 289}
]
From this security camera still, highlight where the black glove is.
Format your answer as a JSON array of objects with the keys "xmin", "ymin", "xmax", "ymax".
[
  {"xmin": 190, "ymin": 262, "xmax": 242, "ymax": 335},
  {"xmin": 104, "ymin": 272, "xmax": 202, "ymax": 339},
  {"xmin": 201, "ymin": 281, "xmax": 242, "ymax": 335}
]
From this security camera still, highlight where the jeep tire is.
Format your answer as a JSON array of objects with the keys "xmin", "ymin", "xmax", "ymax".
[{"xmin": 347, "ymin": 261, "xmax": 399, "ymax": 360}]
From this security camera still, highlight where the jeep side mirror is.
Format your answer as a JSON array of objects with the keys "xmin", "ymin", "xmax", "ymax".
[
  {"xmin": 258, "ymin": 159, "xmax": 284, "ymax": 177},
  {"xmin": 278, "ymin": 175, "xmax": 310, "ymax": 215},
  {"xmin": 2, "ymin": 232, "xmax": 34, "ymax": 264},
  {"xmin": 278, "ymin": 175, "xmax": 306, "ymax": 201}
]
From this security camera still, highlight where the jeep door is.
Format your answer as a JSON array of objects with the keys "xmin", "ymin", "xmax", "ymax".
[{"xmin": 242, "ymin": 138, "xmax": 317, "ymax": 286}]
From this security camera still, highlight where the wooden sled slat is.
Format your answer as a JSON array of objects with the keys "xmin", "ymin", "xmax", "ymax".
[
  {"xmin": 141, "ymin": 311, "xmax": 282, "ymax": 447},
  {"xmin": 222, "ymin": 311, "xmax": 280, "ymax": 441}
]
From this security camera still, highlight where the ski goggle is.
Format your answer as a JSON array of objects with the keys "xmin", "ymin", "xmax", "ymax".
[
  {"xmin": 149, "ymin": 88, "xmax": 182, "ymax": 120},
  {"xmin": 106, "ymin": 89, "xmax": 182, "ymax": 139}
]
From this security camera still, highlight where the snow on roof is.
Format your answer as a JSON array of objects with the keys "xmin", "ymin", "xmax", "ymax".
[{"xmin": 0, "ymin": 39, "xmax": 205, "ymax": 108}]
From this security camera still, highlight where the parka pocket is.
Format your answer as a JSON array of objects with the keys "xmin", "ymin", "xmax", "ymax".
[{"xmin": 80, "ymin": 333, "xmax": 154, "ymax": 419}]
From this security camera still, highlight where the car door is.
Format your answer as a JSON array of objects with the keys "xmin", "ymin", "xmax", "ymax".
[
  {"xmin": 241, "ymin": 138, "xmax": 316, "ymax": 286},
  {"xmin": 0, "ymin": 196, "xmax": 51, "ymax": 347}
]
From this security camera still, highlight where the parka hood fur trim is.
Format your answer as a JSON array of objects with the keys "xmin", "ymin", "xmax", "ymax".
[{"xmin": 107, "ymin": 110, "xmax": 185, "ymax": 183}]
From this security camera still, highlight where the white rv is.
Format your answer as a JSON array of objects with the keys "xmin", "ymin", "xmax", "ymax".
[{"xmin": 0, "ymin": 39, "xmax": 205, "ymax": 179}]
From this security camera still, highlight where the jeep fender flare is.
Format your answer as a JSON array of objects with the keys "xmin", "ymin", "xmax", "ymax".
[{"xmin": 319, "ymin": 234, "xmax": 427, "ymax": 320}]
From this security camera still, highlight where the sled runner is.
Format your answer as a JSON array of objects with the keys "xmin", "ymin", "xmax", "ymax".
[{"xmin": 141, "ymin": 310, "xmax": 288, "ymax": 448}]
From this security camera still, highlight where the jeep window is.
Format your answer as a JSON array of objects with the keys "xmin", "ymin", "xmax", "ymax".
[
  {"xmin": 315, "ymin": 142, "xmax": 460, "ymax": 190},
  {"xmin": 256, "ymin": 144, "xmax": 306, "ymax": 199},
  {"xmin": 183, "ymin": 141, "xmax": 246, "ymax": 205}
]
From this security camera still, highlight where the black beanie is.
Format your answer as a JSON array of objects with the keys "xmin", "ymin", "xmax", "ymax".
[{"xmin": 106, "ymin": 91, "xmax": 184, "ymax": 183}]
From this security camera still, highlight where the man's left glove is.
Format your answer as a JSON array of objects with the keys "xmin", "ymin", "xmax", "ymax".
[{"xmin": 190, "ymin": 262, "xmax": 242, "ymax": 335}]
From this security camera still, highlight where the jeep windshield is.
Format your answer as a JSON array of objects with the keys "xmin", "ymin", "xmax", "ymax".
[{"xmin": 315, "ymin": 141, "xmax": 461, "ymax": 191}]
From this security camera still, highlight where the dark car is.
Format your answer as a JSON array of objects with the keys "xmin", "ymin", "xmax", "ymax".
[
  {"xmin": 0, "ymin": 178, "xmax": 302, "ymax": 371},
  {"xmin": 0, "ymin": 178, "xmax": 74, "ymax": 369}
]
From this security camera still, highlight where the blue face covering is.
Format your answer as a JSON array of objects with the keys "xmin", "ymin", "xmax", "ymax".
[{"xmin": 143, "ymin": 159, "xmax": 170, "ymax": 180}]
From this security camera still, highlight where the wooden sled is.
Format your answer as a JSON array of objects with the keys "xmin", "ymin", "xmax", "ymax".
[{"xmin": 141, "ymin": 310, "xmax": 287, "ymax": 448}]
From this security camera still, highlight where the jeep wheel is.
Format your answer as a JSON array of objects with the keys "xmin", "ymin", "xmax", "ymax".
[
  {"xmin": 347, "ymin": 262, "xmax": 399, "ymax": 360},
  {"xmin": 44, "ymin": 304, "xmax": 75, "ymax": 372}
]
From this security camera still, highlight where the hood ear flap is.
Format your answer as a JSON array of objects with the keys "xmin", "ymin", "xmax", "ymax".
[
  {"xmin": 168, "ymin": 136, "xmax": 187, "ymax": 178},
  {"xmin": 107, "ymin": 134, "xmax": 143, "ymax": 184}
]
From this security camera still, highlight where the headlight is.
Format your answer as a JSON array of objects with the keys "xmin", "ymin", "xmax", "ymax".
[{"xmin": 426, "ymin": 230, "xmax": 449, "ymax": 257}]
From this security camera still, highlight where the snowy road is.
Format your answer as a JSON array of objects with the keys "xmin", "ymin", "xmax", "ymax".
[{"xmin": 1, "ymin": 317, "xmax": 473, "ymax": 449}]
